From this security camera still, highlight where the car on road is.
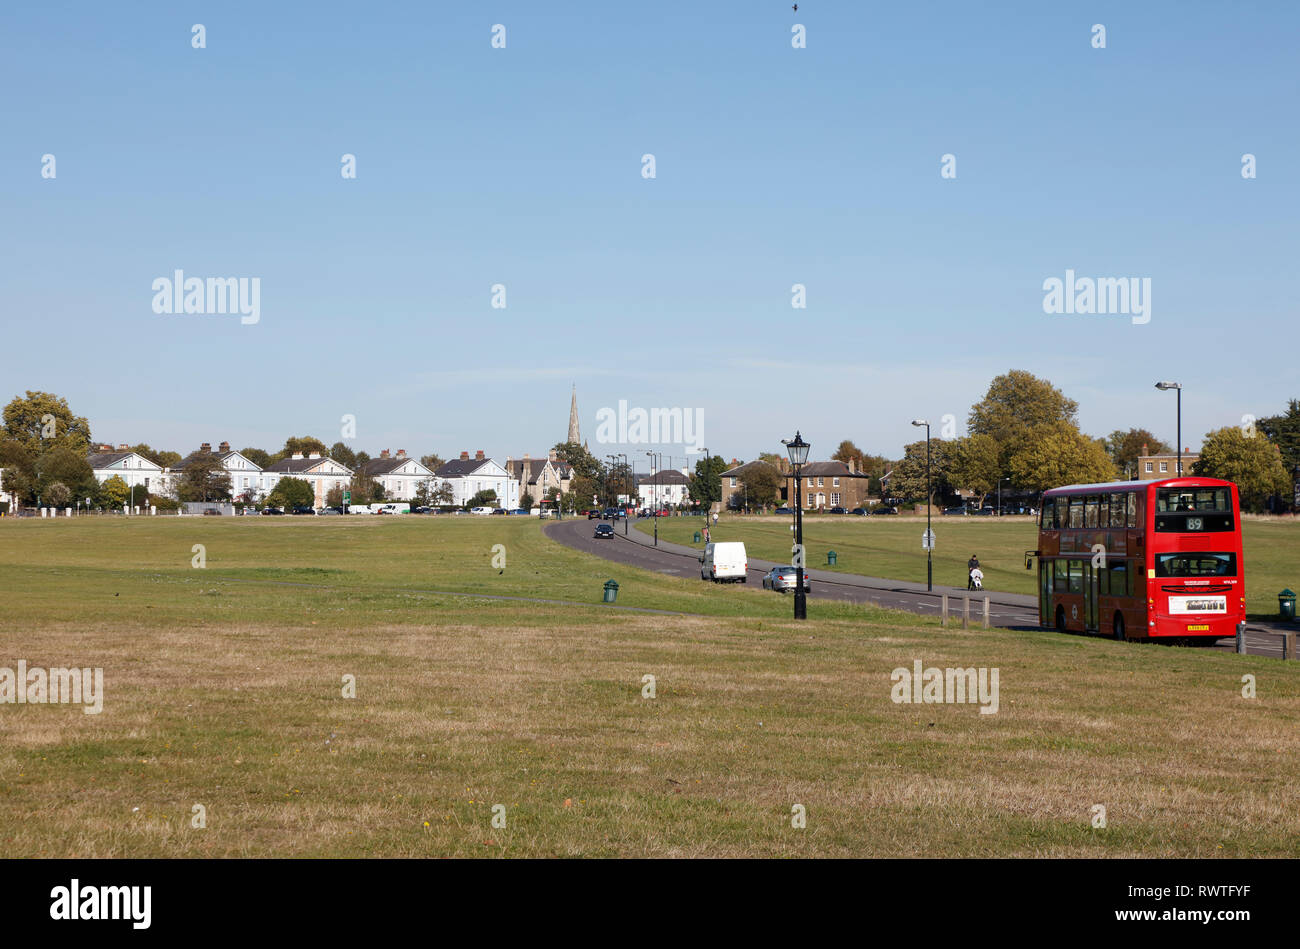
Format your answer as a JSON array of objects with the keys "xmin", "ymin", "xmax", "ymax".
[
  {"xmin": 490, "ymin": 508, "xmax": 507, "ymax": 515},
  {"xmin": 850, "ymin": 507, "xmax": 869, "ymax": 516},
  {"xmin": 974, "ymin": 506, "xmax": 995, "ymax": 516},
  {"xmin": 871, "ymin": 506, "xmax": 898, "ymax": 515},
  {"xmin": 828, "ymin": 506, "xmax": 847, "ymax": 515},
  {"xmin": 261, "ymin": 507, "xmax": 285, "ymax": 516},
  {"xmin": 587, "ymin": 509, "xmax": 600, "ymax": 519},
  {"xmin": 774, "ymin": 507, "xmax": 794, "ymax": 515},
  {"xmin": 941, "ymin": 506, "xmax": 969, "ymax": 516},
  {"xmin": 762, "ymin": 566, "xmax": 811, "ymax": 593},
  {"xmin": 594, "ymin": 523, "xmax": 615, "ymax": 539},
  {"xmin": 292, "ymin": 506, "xmax": 317, "ymax": 515}
]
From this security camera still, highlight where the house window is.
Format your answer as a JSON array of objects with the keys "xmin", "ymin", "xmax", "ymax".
[
  {"xmin": 1145, "ymin": 462, "xmax": 1153, "ymax": 473},
  {"xmin": 730, "ymin": 478, "xmax": 736, "ymax": 487},
  {"xmin": 817, "ymin": 477, "xmax": 824, "ymax": 487},
  {"xmin": 807, "ymin": 477, "xmax": 814, "ymax": 488},
  {"xmin": 833, "ymin": 478, "xmax": 840, "ymax": 487},
  {"xmin": 1159, "ymin": 462, "xmax": 1168, "ymax": 473},
  {"xmin": 831, "ymin": 493, "xmax": 841, "ymax": 506}
]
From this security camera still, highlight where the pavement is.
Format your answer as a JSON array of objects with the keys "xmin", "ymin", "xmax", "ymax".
[{"xmin": 544, "ymin": 515, "xmax": 1297, "ymax": 659}]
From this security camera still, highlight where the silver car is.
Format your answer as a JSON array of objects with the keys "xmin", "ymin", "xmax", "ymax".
[{"xmin": 762, "ymin": 566, "xmax": 810, "ymax": 593}]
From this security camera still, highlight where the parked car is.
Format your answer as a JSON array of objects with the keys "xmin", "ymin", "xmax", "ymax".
[
  {"xmin": 872, "ymin": 506, "xmax": 899, "ymax": 515},
  {"xmin": 774, "ymin": 506, "xmax": 794, "ymax": 515},
  {"xmin": 850, "ymin": 507, "xmax": 869, "ymax": 516},
  {"xmin": 762, "ymin": 566, "xmax": 811, "ymax": 593},
  {"xmin": 202, "ymin": 508, "xmax": 222, "ymax": 516},
  {"xmin": 509, "ymin": 508, "xmax": 529, "ymax": 515},
  {"xmin": 828, "ymin": 506, "xmax": 847, "ymax": 515},
  {"xmin": 699, "ymin": 541, "xmax": 747, "ymax": 583},
  {"xmin": 261, "ymin": 507, "xmax": 285, "ymax": 516},
  {"xmin": 490, "ymin": 508, "xmax": 507, "ymax": 515},
  {"xmin": 594, "ymin": 523, "xmax": 615, "ymax": 539},
  {"xmin": 291, "ymin": 506, "xmax": 317, "ymax": 515},
  {"xmin": 942, "ymin": 506, "xmax": 968, "ymax": 516},
  {"xmin": 319, "ymin": 507, "xmax": 342, "ymax": 515},
  {"xmin": 974, "ymin": 506, "xmax": 995, "ymax": 516},
  {"xmin": 470, "ymin": 507, "xmax": 494, "ymax": 515}
]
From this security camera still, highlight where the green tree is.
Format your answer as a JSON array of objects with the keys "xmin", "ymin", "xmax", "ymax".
[
  {"xmin": 129, "ymin": 444, "xmax": 181, "ymax": 469},
  {"xmin": 688, "ymin": 455, "xmax": 728, "ymax": 509},
  {"xmin": 520, "ymin": 490, "xmax": 534, "ymax": 510},
  {"xmin": 757, "ymin": 451, "xmax": 788, "ymax": 472},
  {"xmin": 348, "ymin": 470, "xmax": 379, "ymax": 505},
  {"xmin": 274, "ymin": 436, "xmax": 328, "ymax": 462},
  {"xmin": 1193, "ymin": 426, "xmax": 1292, "ymax": 513},
  {"xmin": 35, "ymin": 446, "xmax": 97, "ymax": 502},
  {"xmin": 240, "ymin": 447, "xmax": 273, "ymax": 469},
  {"xmin": 552, "ymin": 441, "xmax": 602, "ymax": 481},
  {"xmin": 831, "ymin": 440, "xmax": 863, "ymax": 469},
  {"xmin": 420, "ymin": 453, "xmax": 445, "ymax": 472},
  {"xmin": 329, "ymin": 442, "xmax": 358, "ymax": 470},
  {"xmin": 1105, "ymin": 428, "xmax": 1172, "ymax": 478},
  {"xmin": 889, "ymin": 439, "xmax": 957, "ymax": 505},
  {"xmin": 98, "ymin": 474, "xmax": 130, "ymax": 509},
  {"xmin": 268, "ymin": 477, "xmax": 314, "ymax": 509},
  {"xmin": 176, "ymin": 454, "xmax": 232, "ymax": 502},
  {"xmin": 326, "ymin": 485, "xmax": 345, "ymax": 507},
  {"xmin": 468, "ymin": 489, "xmax": 498, "ymax": 509},
  {"xmin": 2, "ymin": 391, "xmax": 92, "ymax": 455},
  {"xmin": 950, "ymin": 434, "xmax": 1001, "ymax": 507},
  {"xmin": 1007, "ymin": 425, "xmax": 1117, "ymax": 493},
  {"xmin": 0, "ymin": 438, "xmax": 37, "ymax": 505},
  {"xmin": 969, "ymin": 371, "xmax": 1079, "ymax": 470},
  {"xmin": 740, "ymin": 464, "xmax": 782, "ymax": 510},
  {"xmin": 1256, "ymin": 399, "xmax": 1300, "ymax": 472},
  {"xmin": 44, "ymin": 481, "xmax": 71, "ymax": 508}
]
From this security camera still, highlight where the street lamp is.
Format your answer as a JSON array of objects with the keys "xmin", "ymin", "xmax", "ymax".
[
  {"xmin": 782, "ymin": 431, "xmax": 810, "ymax": 620},
  {"xmin": 998, "ymin": 477, "xmax": 1009, "ymax": 516},
  {"xmin": 618, "ymin": 453, "xmax": 629, "ymax": 534},
  {"xmin": 1155, "ymin": 381, "xmax": 1183, "ymax": 476},
  {"xmin": 646, "ymin": 450, "xmax": 662, "ymax": 546},
  {"xmin": 912, "ymin": 419, "xmax": 933, "ymax": 591}
]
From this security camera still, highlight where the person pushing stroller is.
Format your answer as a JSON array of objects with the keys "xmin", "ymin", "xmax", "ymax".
[{"xmin": 967, "ymin": 554, "xmax": 983, "ymax": 591}]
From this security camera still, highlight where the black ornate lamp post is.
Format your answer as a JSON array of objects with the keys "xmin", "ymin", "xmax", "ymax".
[
  {"xmin": 912, "ymin": 419, "xmax": 932, "ymax": 591},
  {"xmin": 783, "ymin": 431, "xmax": 810, "ymax": 620},
  {"xmin": 1155, "ymin": 381, "xmax": 1183, "ymax": 475}
]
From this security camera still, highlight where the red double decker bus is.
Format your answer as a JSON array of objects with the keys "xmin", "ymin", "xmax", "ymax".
[{"xmin": 1035, "ymin": 477, "xmax": 1245, "ymax": 643}]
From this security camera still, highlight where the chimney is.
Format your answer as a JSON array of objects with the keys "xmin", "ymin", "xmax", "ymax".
[
  {"xmin": 523, "ymin": 452, "xmax": 530, "ymax": 460},
  {"xmin": 460, "ymin": 451, "xmax": 469, "ymax": 460},
  {"xmin": 475, "ymin": 450, "xmax": 485, "ymax": 460},
  {"xmin": 116, "ymin": 442, "xmax": 129, "ymax": 451},
  {"xmin": 99, "ymin": 443, "xmax": 113, "ymax": 452},
  {"xmin": 396, "ymin": 449, "xmax": 405, "ymax": 458},
  {"xmin": 292, "ymin": 452, "xmax": 304, "ymax": 460},
  {"xmin": 549, "ymin": 449, "xmax": 557, "ymax": 462},
  {"xmin": 218, "ymin": 441, "xmax": 231, "ymax": 453},
  {"xmin": 847, "ymin": 457, "xmax": 856, "ymax": 474},
  {"xmin": 1141, "ymin": 443, "xmax": 1149, "ymax": 457},
  {"xmin": 308, "ymin": 452, "xmax": 321, "ymax": 459},
  {"xmin": 200, "ymin": 442, "xmax": 212, "ymax": 453},
  {"xmin": 380, "ymin": 449, "xmax": 390, "ymax": 459}
]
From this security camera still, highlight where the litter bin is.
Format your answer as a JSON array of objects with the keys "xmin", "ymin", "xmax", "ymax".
[
  {"xmin": 1280, "ymin": 588, "xmax": 1296, "ymax": 621},
  {"xmin": 603, "ymin": 579, "xmax": 620, "ymax": 603},
  {"xmin": 827, "ymin": 550, "xmax": 837, "ymax": 566},
  {"xmin": 693, "ymin": 531, "xmax": 701, "ymax": 543}
]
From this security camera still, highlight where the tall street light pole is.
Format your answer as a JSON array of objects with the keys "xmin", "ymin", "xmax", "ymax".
[
  {"xmin": 1155, "ymin": 381, "xmax": 1183, "ymax": 475},
  {"xmin": 782, "ymin": 431, "xmax": 810, "ymax": 620},
  {"xmin": 619, "ymin": 453, "xmax": 629, "ymax": 534},
  {"xmin": 912, "ymin": 419, "xmax": 932, "ymax": 591}
]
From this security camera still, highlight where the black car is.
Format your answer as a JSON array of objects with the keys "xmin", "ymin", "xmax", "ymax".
[
  {"xmin": 941, "ymin": 506, "xmax": 968, "ymax": 516},
  {"xmin": 291, "ymin": 506, "xmax": 317, "ymax": 515},
  {"xmin": 871, "ymin": 506, "xmax": 899, "ymax": 515},
  {"xmin": 774, "ymin": 507, "xmax": 794, "ymax": 515},
  {"xmin": 261, "ymin": 507, "xmax": 285, "ymax": 516},
  {"xmin": 587, "ymin": 509, "xmax": 600, "ymax": 519},
  {"xmin": 828, "ymin": 506, "xmax": 847, "ymax": 515},
  {"xmin": 850, "ymin": 507, "xmax": 868, "ymax": 516},
  {"xmin": 594, "ymin": 523, "xmax": 615, "ymax": 538}
]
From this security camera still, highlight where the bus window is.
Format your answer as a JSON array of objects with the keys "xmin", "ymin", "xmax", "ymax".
[
  {"xmin": 1109, "ymin": 493, "xmax": 1125, "ymax": 527},
  {"xmin": 1054, "ymin": 559, "xmax": 1069, "ymax": 593},
  {"xmin": 1068, "ymin": 497, "xmax": 1084, "ymax": 529},
  {"xmin": 1154, "ymin": 552, "xmax": 1237, "ymax": 577},
  {"xmin": 1084, "ymin": 495, "xmax": 1100, "ymax": 528},
  {"xmin": 1156, "ymin": 487, "xmax": 1230, "ymax": 513},
  {"xmin": 1099, "ymin": 565, "xmax": 1110, "ymax": 595},
  {"xmin": 1055, "ymin": 497, "xmax": 1067, "ymax": 529},
  {"xmin": 1099, "ymin": 495, "xmax": 1109, "ymax": 528},
  {"xmin": 1068, "ymin": 560, "xmax": 1083, "ymax": 595},
  {"xmin": 1110, "ymin": 561, "xmax": 1129, "ymax": 596},
  {"xmin": 1126, "ymin": 493, "xmax": 1138, "ymax": 528}
]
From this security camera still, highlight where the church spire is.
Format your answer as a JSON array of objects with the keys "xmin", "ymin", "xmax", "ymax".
[{"xmin": 567, "ymin": 384, "xmax": 581, "ymax": 444}]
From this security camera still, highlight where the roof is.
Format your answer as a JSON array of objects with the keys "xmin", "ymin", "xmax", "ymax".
[
  {"xmin": 505, "ymin": 458, "xmax": 553, "ymax": 483},
  {"xmin": 636, "ymin": 469, "xmax": 690, "ymax": 486},
  {"xmin": 265, "ymin": 456, "xmax": 346, "ymax": 474},
  {"xmin": 362, "ymin": 457, "xmax": 431, "ymax": 477},
  {"xmin": 791, "ymin": 461, "xmax": 869, "ymax": 478},
  {"xmin": 172, "ymin": 449, "xmax": 246, "ymax": 471},
  {"xmin": 719, "ymin": 460, "xmax": 782, "ymax": 478},
  {"xmin": 86, "ymin": 451, "xmax": 160, "ymax": 470},
  {"xmin": 436, "ymin": 458, "xmax": 500, "ymax": 478},
  {"xmin": 1043, "ymin": 477, "xmax": 1231, "ymax": 496}
]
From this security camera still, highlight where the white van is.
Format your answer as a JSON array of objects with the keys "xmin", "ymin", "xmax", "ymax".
[{"xmin": 700, "ymin": 541, "xmax": 748, "ymax": 583}]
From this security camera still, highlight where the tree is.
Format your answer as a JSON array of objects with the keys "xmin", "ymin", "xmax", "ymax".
[
  {"xmin": 1193, "ymin": 426, "xmax": 1292, "ymax": 513},
  {"xmin": 563, "ymin": 474, "xmax": 599, "ymax": 512},
  {"xmin": 969, "ymin": 371, "xmax": 1079, "ymax": 470},
  {"xmin": 950, "ymin": 434, "xmax": 1000, "ymax": 508},
  {"xmin": 757, "ymin": 451, "xmax": 788, "ymax": 472},
  {"xmin": 274, "ymin": 436, "xmax": 328, "ymax": 462},
  {"xmin": 1106, "ymin": 428, "xmax": 1172, "ymax": 478},
  {"xmin": 2, "ymin": 391, "xmax": 92, "ymax": 455},
  {"xmin": 98, "ymin": 474, "xmax": 130, "ymax": 509},
  {"xmin": 44, "ymin": 481, "xmax": 71, "ymax": 508},
  {"xmin": 1007, "ymin": 425, "xmax": 1117, "ymax": 494},
  {"xmin": 468, "ymin": 489, "xmax": 498, "ymax": 509},
  {"xmin": 330, "ymin": 442, "xmax": 358, "ymax": 470},
  {"xmin": 1257, "ymin": 399, "xmax": 1300, "ymax": 472},
  {"xmin": 35, "ymin": 447, "xmax": 97, "ymax": 503},
  {"xmin": 889, "ymin": 439, "xmax": 957, "ymax": 505},
  {"xmin": 129, "ymin": 444, "xmax": 182, "ymax": 469},
  {"xmin": 176, "ymin": 454, "xmax": 232, "ymax": 502},
  {"xmin": 432, "ymin": 481, "xmax": 454, "ymax": 506},
  {"xmin": 240, "ymin": 447, "xmax": 273, "ymax": 469},
  {"xmin": 520, "ymin": 490, "xmax": 534, "ymax": 510},
  {"xmin": 348, "ymin": 470, "xmax": 380, "ymax": 505},
  {"xmin": 267, "ymin": 477, "xmax": 314, "ymax": 509},
  {"xmin": 688, "ymin": 455, "xmax": 729, "ymax": 509},
  {"xmin": 740, "ymin": 464, "xmax": 782, "ymax": 510},
  {"xmin": 325, "ymin": 485, "xmax": 344, "ymax": 508},
  {"xmin": 420, "ymin": 453, "xmax": 445, "ymax": 472},
  {"xmin": 0, "ymin": 438, "xmax": 37, "ymax": 505},
  {"xmin": 552, "ymin": 441, "xmax": 602, "ymax": 481},
  {"xmin": 831, "ymin": 440, "xmax": 863, "ymax": 469}
]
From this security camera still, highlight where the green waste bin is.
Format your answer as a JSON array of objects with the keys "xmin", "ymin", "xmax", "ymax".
[
  {"xmin": 693, "ymin": 531, "xmax": 701, "ymax": 543},
  {"xmin": 1280, "ymin": 589, "xmax": 1296, "ymax": 621},
  {"xmin": 827, "ymin": 550, "xmax": 837, "ymax": 566},
  {"xmin": 603, "ymin": 579, "xmax": 620, "ymax": 603}
]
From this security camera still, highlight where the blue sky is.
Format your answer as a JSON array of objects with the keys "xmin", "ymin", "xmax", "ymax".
[{"xmin": 2, "ymin": 1, "xmax": 1296, "ymax": 466}]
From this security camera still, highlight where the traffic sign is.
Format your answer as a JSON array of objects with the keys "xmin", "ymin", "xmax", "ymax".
[
  {"xmin": 922, "ymin": 529, "xmax": 935, "ymax": 550},
  {"xmin": 343, "ymin": 491, "xmax": 351, "ymax": 503}
]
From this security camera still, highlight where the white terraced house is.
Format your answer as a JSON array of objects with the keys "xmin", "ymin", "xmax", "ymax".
[
  {"xmin": 434, "ymin": 450, "xmax": 518, "ymax": 509},
  {"xmin": 170, "ymin": 442, "xmax": 268, "ymax": 501},
  {"xmin": 263, "ymin": 452, "xmax": 353, "ymax": 507},
  {"xmin": 86, "ymin": 444, "xmax": 166, "ymax": 495},
  {"xmin": 360, "ymin": 449, "xmax": 434, "ymax": 502},
  {"xmin": 636, "ymin": 467, "xmax": 692, "ymax": 508}
]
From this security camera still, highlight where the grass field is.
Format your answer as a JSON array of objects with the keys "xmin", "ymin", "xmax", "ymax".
[
  {"xmin": 637, "ymin": 513, "xmax": 1300, "ymax": 616},
  {"xmin": 1, "ymin": 515, "xmax": 1299, "ymax": 857}
]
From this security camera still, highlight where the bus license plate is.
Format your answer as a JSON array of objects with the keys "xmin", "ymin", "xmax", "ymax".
[{"xmin": 1187, "ymin": 624, "xmax": 1210, "ymax": 631}]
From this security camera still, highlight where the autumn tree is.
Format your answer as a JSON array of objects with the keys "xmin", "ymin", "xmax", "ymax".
[
  {"xmin": 1007, "ymin": 425, "xmax": 1116, "ymax": 493},
  {"xmin": 1106, "ymin": 428, "xmax": 1172, "ymax": 478},
  {"xmin": 969, "ymin": 371, "xmax": 1079, "ymax": 470},
  {"xmin": 2, "ymin": 391, "xmax": 92, "ymax": 455},
  {"xmin": 949, "ymin": 434, "xmax": 1001, "ymax": 507},
  {"xmin": 1193, "ymin": 426, "xmax": 1292, "ymax": 513}
]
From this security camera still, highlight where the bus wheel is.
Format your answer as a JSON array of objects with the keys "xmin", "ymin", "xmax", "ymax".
[
  {"xmin": 1113, "ymin": 613, "xmax": 1126, "ymax": 642},
  {"xmin": 1055, "ymin": 606, "xmax": 1067, "ymax": 633}
]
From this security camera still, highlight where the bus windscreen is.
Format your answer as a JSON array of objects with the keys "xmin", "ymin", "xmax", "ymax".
[{"xmin": 1153, "ymin": 552, "xmax": 1237, "ymax": 577}]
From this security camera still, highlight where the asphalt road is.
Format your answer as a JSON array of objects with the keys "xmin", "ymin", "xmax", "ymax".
[{"xmin": 545, "ymin": 515, "xmax": 1294, "ymax": 658}]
